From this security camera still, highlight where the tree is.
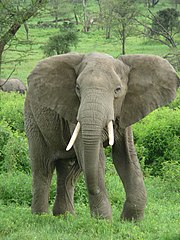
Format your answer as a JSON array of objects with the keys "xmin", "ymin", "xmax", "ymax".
[
  {"xmin": 98, "ymin": 0, "xmax": 114, "ymax": 39},
  {"xmin": 48, "ymin": 0, "xmax": 73, "ymax": 27},
  {"xmin": 151, "ymin": 8, "xmax": 180, "ymax": 38},
  {"xmin": 169, "ymin": 0, "xmax": 180, "ymax": 9},
  {"xmin": 112, "ymin": 0, "xmax": 139, "ymax": 54},
  {"xmin": 0, "ymin": 0, "xmax": 47, "ymax": 78},
  {"xmin": 42, "ymin": 23, "xmax": 78, "ymax": 56},
  {"xmin": 147, "ymin": 0, "xmax": 159, "ymax": 8},
  {"xmin": 81, "ymin": 0, "xmax": 94, "ymax": 32},
  {"xmin": 98, "ymin": 0, "xmax": 138, "ymax": 54},
  {"xmin": 139, "ymin": 8, "xmax": 180, "ymax": 48}
]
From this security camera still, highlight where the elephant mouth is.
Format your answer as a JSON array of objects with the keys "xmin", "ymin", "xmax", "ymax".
[{"xmin": 66, "ymin": 120, "xmax": 114, "ymax": 151}]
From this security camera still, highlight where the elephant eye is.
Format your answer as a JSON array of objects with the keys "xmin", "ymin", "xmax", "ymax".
[
  {"xmin": 114, "ymin": 86, "xmax": 121, "ymax": 94},
  {"xmin": 76, "ymin": 84, "xmax": 80, "ymax": 92}
]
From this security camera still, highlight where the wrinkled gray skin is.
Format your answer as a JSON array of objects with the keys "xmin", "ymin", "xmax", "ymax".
[
  {"xmin": 24, "ymin": 53, "xmax": 179, "ymax": 221},
  {"xmin": 0, "ymin": 78, "xmax": 27, "ymax": 94}
]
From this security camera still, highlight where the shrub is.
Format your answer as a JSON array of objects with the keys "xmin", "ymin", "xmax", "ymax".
[
  {"xmin": 0, "ymin": 92, "xmax": 30, "ymax": 173},
  {"xmin": 0, "ymin": 120, "xmax": 12, "ymax": 161},
  {"xmin": 0, "ymin": 120, "xmax": 30, "ymax": 174},
  {"xmin": 133, "ymin": 107, "xmax": 180, "ymax": 176},
  {"xmin": 0, "ymin": 92, "xmax": 25, "ymax": 133},
  {"xmin": 162, "ymin": 161, "xmax": 180, "ymax": 191},
  {"xmin": 0, "ymin": 172, "xmax": 32, "ymax": 205},
  {"xmin": 74, "ymin": 175, "xmax": 88, "ymax": 205},
  {"xmin": 42, "ymin": 22, "xmax": 78, "ymax": 56},
  {"xmin": 168, "ymin": 89, "xmax": 180, "ymax": 110},
  {"xmin": 151, "ymin": 8, "xmax": 180, "ymax": 36},
  {"xmin": 2, "ymin": 131, "xmax": 30, "ymax": 173}
]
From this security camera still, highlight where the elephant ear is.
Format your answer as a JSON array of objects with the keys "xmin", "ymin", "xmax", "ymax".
[
  {"xmin": 27, "ymin": 53, "xmax": 84, "ymax": 123},
  {"xmin": 119, "ymin": 54, "xmax": 180, "ymax": 128}
]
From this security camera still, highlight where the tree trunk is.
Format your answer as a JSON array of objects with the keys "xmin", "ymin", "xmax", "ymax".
[
  {"xmin": 82, "ymin": 0, "xmax": 88, "ymax": 32},
  {"xmin": 121, "ymin": 25, "xmax": 126, "ymax": 55},
  {"xmin": 0, "ymin": 41, "xmax": 5, "ymax": 79},
  {"xmin": 105, "ymin": 26, "xmax": 111, "ymax": 39},
  {"xmin": 24, "ymin": 22, "xmax": 29, "ymax": 40},
  {"xmin": 152, "ymin": 0, "xmax": 159, "ymax": 7},
  {"xmin": 73, "ymin": 10, "xmax": 79, "ymax": 25}
]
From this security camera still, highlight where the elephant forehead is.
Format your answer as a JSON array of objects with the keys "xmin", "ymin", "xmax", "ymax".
[
  {"xmin": 81, "ymin": 53, "xmax": 116, "ymax": 69},
  {"xmin": 78, "ymin": 65, "xmax": 119, "ymax": 83}
]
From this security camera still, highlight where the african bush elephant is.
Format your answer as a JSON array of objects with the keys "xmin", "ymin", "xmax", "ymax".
[
  {"xmin": 24, "ymin": 52, "xmax": 179, "ymax": 221},
  {"xmin": 0, "ymin": 78, "xmax": 27, "ymax": 94}
]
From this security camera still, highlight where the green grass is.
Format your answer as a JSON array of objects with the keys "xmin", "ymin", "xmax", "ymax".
[{"xmin": 0, "ymin": 177, "xmax": 179, "ymax": 240}]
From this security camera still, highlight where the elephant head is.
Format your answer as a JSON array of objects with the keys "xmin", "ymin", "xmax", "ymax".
[{"xmin": 28, "ymin": 52, "xmax": 179, "ymax": 196}]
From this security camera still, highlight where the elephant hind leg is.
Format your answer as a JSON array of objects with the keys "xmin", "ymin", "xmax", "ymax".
[{"xmin": 53, "ymin": 158, "xmax": 81, "ymax": 216}]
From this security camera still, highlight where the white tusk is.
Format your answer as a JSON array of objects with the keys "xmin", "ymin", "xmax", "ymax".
[
  {"xmin": 66, "ymin": 122, "xmax": 81, "ymax": 151},
  {"xmin": 108, "ymin": 121, "xmax": 114, "ymax": 146}
]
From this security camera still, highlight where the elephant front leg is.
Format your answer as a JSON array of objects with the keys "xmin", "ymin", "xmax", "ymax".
[
  {"xmin": 53, "ymin": 158, "xmax": 81, "ymax": 216},
  {"xmin": 29, "ymin": 136, "xmax": 55, "ymax": 214},
  {"xmin": 112, "ymin": 127, "xmax": 147, "ymax": 221},
  {"xmin": 32, "ymin": 168, "xmax": 54, "ymax": 214}
]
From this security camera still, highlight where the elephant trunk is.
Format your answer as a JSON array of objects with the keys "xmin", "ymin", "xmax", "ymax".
[
  {"xmin": 66, "ymin": 91, "xmax": 114, "ymax": 196},
  {"xmin": 81, "ymin": 122, "xmax": 102, "ymax": 195},
  {"xmin": 79, "ymin": 96, "xmax": 114, "ymax": 195}
]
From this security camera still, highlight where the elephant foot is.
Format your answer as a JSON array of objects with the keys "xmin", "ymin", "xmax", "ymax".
[
  {"xmin": 31, "ymin": 205, "xmax": 49, "ymax": 215},
  {"xmin": 120, "ymin": 200, "xmax": 145, "ymax": 221},
  {"xmin": 31, "ymin": 197, "xmax": 49, "ymax": 215},
  {"xmin": 52, "ymin": 198, "xmax": 75, "ymax": 216},
  {"xmin": 53, "ymin": 208, "xmax": 75, "ymax": 216},
  {"xmin": 89, "ymin": 192, "xmax": 112, "ymax": 220}
]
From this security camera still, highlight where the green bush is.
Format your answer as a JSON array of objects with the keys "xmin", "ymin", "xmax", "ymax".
[
  {"xmin": 133, "ymin": 107, "xmax": 180, "ymax": 176},
  {"xmin": 0, "ymin": 92, "xmax": 25, "ymax": 133},
  {"xmin": 0, "ymin": 120, "xmax": 30, "ymax": 174},
  {"xmin": 168, "ymin": 89, "xmax": 180, "ymax": 109},
  {"xmin": 74, "ymin": 175, "xmax": 88, "ymax": 205},
  {"xmin": 2, "ymin": 132, "xmax": 30, "ymax": 173},
  {"xmin": 0, "ymin": 172, "xmax": 32, "ymax": 205},
  {"xmin": 0, "ymin": 120, "xmax": 12, "ymax": 160},
  {"xmin": 0, "ymin": 92, "xmax": 30, "ymax": 173},
  {"xmin": 42, "ymin": 23, "xmax": 78, "ymax": 56},
  {"xmin": 162, "ymin": 161, "xmax": 180, "ymax": 191}
]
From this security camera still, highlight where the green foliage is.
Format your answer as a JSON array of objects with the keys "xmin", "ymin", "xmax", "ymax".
[
  {"xmin": 0, "ymin": 92, "xmax": 25, "ymax": 132},
  {"xmin": 162, "ymin": 160, "xmax": 180, "ymax": 191},
  {"xmin": 133, "ymin": 106, "xmax": 180, "ymax": 176},
  {"xmin": 168, "ymin": 89, "xmax": 180, "ymax": 109},
  {"xmin": 74, "ymin": 175, "xmax": 88, "ymax": 205},
  {"xmin": 42, "ymin": 23, "xmax": 79, "ymax": 56},
  {"xmin": 0, "ymin": 172, "xmax": 32, "ymax": 205},
  {"xmin": 151, "ymin": 8, "xmax": 180, "ymax": 35},
  {"xmin": 0, "ymin": 120, "xmax": 30, "ymax": 173},
  {"xmin": 0, "ymin": 92, "xmax": 30, "ymax": 174}
]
